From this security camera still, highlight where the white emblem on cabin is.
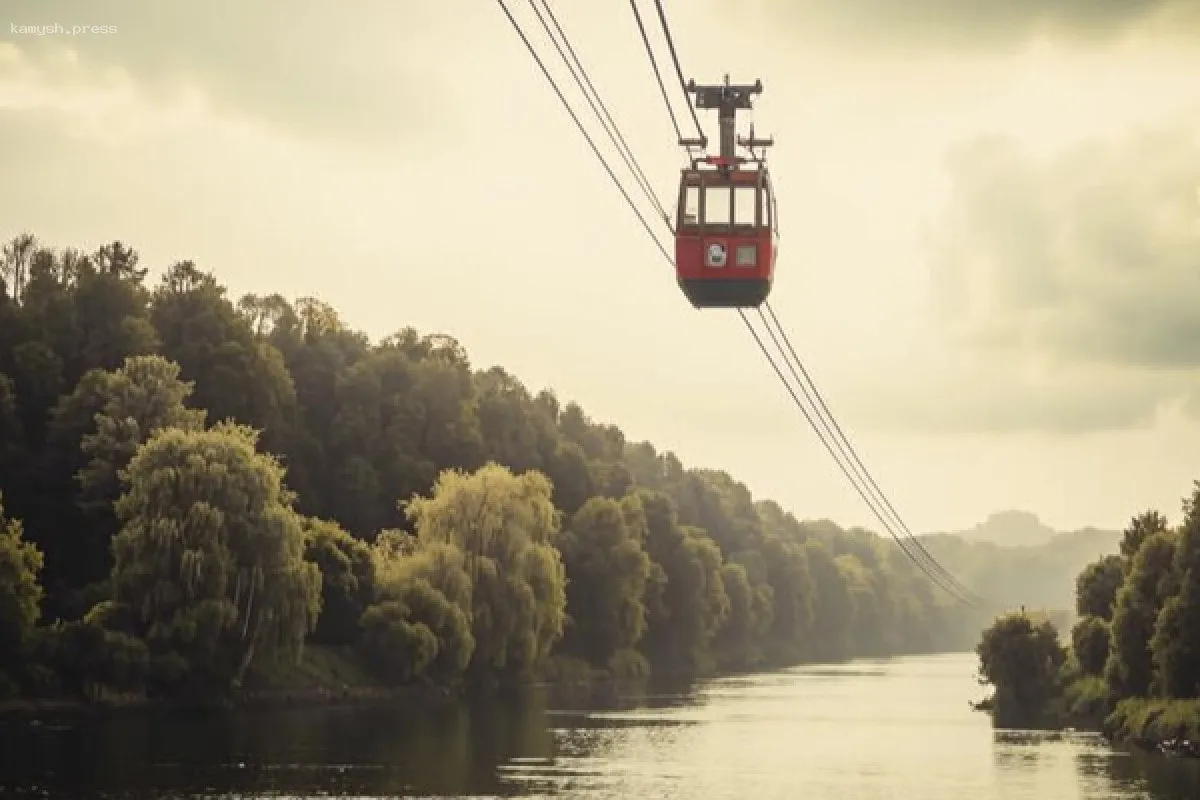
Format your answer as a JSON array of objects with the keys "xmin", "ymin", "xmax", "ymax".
[{"xmin": 706, "ymin": 242, "xmax": 726, "ymax": 267}]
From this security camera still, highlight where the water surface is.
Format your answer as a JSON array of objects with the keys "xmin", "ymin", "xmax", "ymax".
[{"xmin": 1, "ymin": 652, "xmax": 1197, "ymax": 798}]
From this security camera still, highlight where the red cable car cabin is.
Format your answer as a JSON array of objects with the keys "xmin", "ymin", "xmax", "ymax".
[{"xmin": 675, "ymin": 159, "xmax": 777, "ymax": 308}]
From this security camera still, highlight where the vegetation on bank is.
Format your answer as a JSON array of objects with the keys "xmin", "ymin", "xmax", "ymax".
[
  {"xmin": 0, "ymin": 233, "xmax": 984, "ymax": 709},
  {"xmin": 974, "ymin": 484, "xmax": 1200, "ymax": 755}
]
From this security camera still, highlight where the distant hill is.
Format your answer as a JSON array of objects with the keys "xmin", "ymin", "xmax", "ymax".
[
  {"xmin": 918, "ymin": 512, "xmax": 1121, "ymax": 615},
  {"xmin": 955, "ymin": 510, "xmax": 1057, "ymax": 547}
]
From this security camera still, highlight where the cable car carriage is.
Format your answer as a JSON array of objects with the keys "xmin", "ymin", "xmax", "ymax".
[
  {"xmin": 673, "ymin": 73, "xmax": 778, "ymax": 310},
  {"xmin": 675, "ymin": 154, "xmax": 777, "ymax": 308}
]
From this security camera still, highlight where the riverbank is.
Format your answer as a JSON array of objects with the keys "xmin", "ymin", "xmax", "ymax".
[
  {"xmin": 1103, "ymin": 698, "xmax": 1200, "ymax": 758},
  {"xmin": 974, "ymin": 680, "xmax": 1200, "ymax": 760},
  {"xmin": 0, "ymin": 645, "xmax": 453, "ymax": 718},
  {"xmin": 0, "ymin": 644, "xmax": 691, "ymax": 718},
  {"xmin": 1, "ymin": 643, "xmax": 956, "ymax": 720},
  {"xmin": 1056, "ymin": 677, "xmax": 1200, "ymax": 758}
]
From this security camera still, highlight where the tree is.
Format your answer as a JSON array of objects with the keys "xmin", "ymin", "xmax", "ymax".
[
  {"xmin": 303, "ymin": 517, "xmax": 374, "ymax": 646},
  {"xmin": 78, "ymin": 355, "xmax": 207, "ymax": 510},
  {"xmin": 1150, "ymin": 482, "xmax": 1200, "ymax": 697},
  {"xmin": 637, "ymin": 490, "xmax": 729, "ymax": 675},
  {"xmin": 1075, "ymin": 554, "xmax": 1124, "ymax": 620},
  {"xmin": 69, "ymin": 245, "xmax": 159, "ymax": 378},
  {"xmin": 1120, "ymin": 510, "xmax": 1170, "ymax": 561},
  {"xmin": 1106, "ymin": 530, "xmax": 1177, "ymax": 697},
  {"xmin": 714, "ymin": 559, "xmax": 774, "ymax": 669},
  {"xmin": 977, "ymin": 612, "xmax": 1066, "ymax": 727},
  {"xmin": 403, "ymin": 463, "xmax": 567, "ymax": 683},
  {"xmin": 47, "ymin": 355, "xmax": 208, "ymax": 600},
  {"xmin": 474, "ymin": 366, "xmax": 556, "ymax": 476},
  {"xmin": 150, "ymin": 261, "xmax": 299, "ymax": 455},
  {"xmin": 8, "ymin": 340, "xmax": 64, "ymax": 444},
  {"xmin": 16, "ymin": 241, "xmax": 157, "ymax": 394},
  {"xmin": 1, "ymin": 232, "xmax": 37, "ymax": 302},
  {"xmin": 1071, "ymin": 616, "xmax": 1110, "ymax": 677},
  {"xmin": 805, "ymin": 540, "xmax": 856, "ymax": 660},
  {"xmin": 557, "ymin": 495, "xmax": 653, "ymax": 671},
  {"xmin": 369, "ymin": 536, "xmax": 475, "ymax": 686},
  {"xmin": 358, "ymin": 600, "xmax": 439, "ymax": 684},
  {"xmin": 111, "ymin": 422, "xmax": 321, "ymax": 692},
  {"xmin": 544, "ymin": 441, "xmax": 593, "ymax": 515},
  {"xmin": 0, "ymin": 376, "xmax": 24, "ymax": 495},
  {"xmin": 761, "ymin": 535, "xmax": 815, "ymax": 663},
  {"xmin": 0, "ymin": 494, "xmax": 44, "ymax": 688}
]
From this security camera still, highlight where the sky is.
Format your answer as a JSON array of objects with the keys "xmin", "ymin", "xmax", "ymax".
[{"xmin": 2, "ymin": 0, "xmax": 1200, "ymax": 535}]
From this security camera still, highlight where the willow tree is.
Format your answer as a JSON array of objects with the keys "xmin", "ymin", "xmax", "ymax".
[
  {"xmin": 404, "ymin": 462, "xmax": 567, "ymax": 683},
  {"xmin": 111, "ymin": 422, "xmax": 321, "ymax": 691},
  {"xmin": 366, "ymin": 532, "xmax": 475, "ymax": 687}
]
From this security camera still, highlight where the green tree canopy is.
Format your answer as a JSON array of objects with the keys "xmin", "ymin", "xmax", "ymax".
[
  {"xmin": 0, "ymin": 494, "xmax": 44, "ymax": 686},
  {"xmin": 111, "ymin": 422, "xmax": 321, "ymax": 691},
  {"xmin": 404, "ymin": 463, "xmax": 567, "ymax": 683}
]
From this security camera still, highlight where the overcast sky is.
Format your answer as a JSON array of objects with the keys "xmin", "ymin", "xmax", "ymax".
[{"xmin": 3, "ymin": 0, "xmax": 1200, "ymax": 535}]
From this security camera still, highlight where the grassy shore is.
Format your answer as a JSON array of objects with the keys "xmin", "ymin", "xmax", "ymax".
[
  {"xmin": 0, "ymin": 646, "xmax": 453, "ymax": 716},
  {"xmin": 1103, "ymin": 698, "xmax": 1200, "ymax": 757}
]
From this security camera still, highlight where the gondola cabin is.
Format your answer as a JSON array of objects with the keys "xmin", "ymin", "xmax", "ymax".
[{"xmin": 675, "ymin": 159, "xmax": 777, "ymax": 308}]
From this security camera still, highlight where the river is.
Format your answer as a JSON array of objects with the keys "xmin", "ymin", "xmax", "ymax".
[{"xmin": 1, "ymin": 653, "xmax": 1196, "ymax": 799}]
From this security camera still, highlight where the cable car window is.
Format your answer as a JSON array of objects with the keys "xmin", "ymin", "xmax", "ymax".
[
  {"xmin": 704, "ymin": 185, "xmax": 731, "ymax": 225},
  {"xmin": 733, "ymin": 186, "xmax": 758, "ymax": 227},
  {"xmin": 682, "ymin": 185, "xmax": 700, "ymax": 227}
]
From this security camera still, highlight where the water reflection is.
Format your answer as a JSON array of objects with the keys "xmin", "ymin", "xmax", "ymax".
[
  {"xmin": 0, "ymin": 654, "xmax": 1197, "ymax": 798},
  {"xmin": 1082, "ymin": 743, "xmax": 1200, "ymax": 800},
  {"xmin": 0, "ymin": 696, "xmax": 560, "ymax": 797},
  {"xmin": 985, "ymin": 726, "xmax": 1200, "ymax": 800}
]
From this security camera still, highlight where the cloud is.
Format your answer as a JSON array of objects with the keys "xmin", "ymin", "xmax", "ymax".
[
  {"xmin": 850, "ymin": 349, "xmax": 1189, "ymax": 435},
  {"xmin": 727, "ymin": 0, "xmax": 1200, "ymax": 51},
  {"xmin": 892, "ymin": 115, "xmax": 1200, "ymax": 433},
  {"xmin": 931, "ymin": 122, "xmax": 1200, "ymax": 370},
  {"xmin": 0, "ymin": 43, "xmax": 212, "ymax": 145},
  {"xmin": 1, "ymin": 0, "xmax": 459, "ymax": 146}
]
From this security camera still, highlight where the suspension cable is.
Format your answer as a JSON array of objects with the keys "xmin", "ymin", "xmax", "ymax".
[
  {"xmin": 532, "ymin": 0, "xmax": 672, "ymax": 228},
  {"xmin": 650, "ymin": 0, "xmax": 705, "ymax": 141},
  {"xmin": 762, "ymin": 302, "xmax": 980, "ymax": 600},
  {"xmin": 756, "ymin": 306, "xmax": 979, "ymax": 602},
  {"xmin": 629, "ymin": 0, "xmax": 691, "ymax": 158},
  {"xmin": 496, "ymin": 0, "xmax": 673, "ymax": 266},
  {"xmin": 740, "ymin": 309, "xmax": 977, "ymax": 605}
]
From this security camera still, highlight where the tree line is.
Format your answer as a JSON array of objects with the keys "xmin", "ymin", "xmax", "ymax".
[
  {"xmin": 0, "ymin": 233, "xmax": 978, "ymax": 702},
  {"xmin": 975, "ymin": 482, "xmax": 1200, "ymax": 749}
]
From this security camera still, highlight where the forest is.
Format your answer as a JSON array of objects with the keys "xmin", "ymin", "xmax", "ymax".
[
  {"xmin": 0, "ymin": 232, "xmax": 984, "ymax": 705},
  {"xmin": 975, "ymin": 483, "xmax": 1200, "ymax": 754}
]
